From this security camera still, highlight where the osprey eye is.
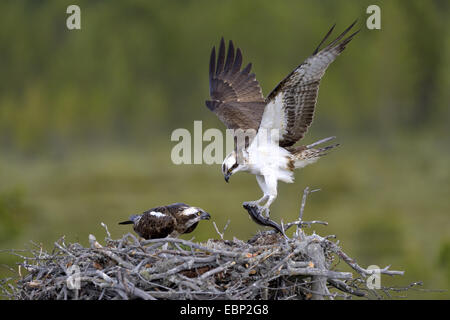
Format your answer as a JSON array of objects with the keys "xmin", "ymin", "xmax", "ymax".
[{"xmin": 197, "ymin": 211, "xmax": 201, "ymax": 216}]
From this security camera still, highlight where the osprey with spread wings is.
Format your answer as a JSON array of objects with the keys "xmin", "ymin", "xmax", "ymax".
[{"xmin": 205, "ymin": 22, "xmax": 358, "ymax": 218}]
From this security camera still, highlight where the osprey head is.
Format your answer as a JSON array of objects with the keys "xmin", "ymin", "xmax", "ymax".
[
  {"xmin": 222, "ymin": 150, "xmax": 246, "ymax": 183},
  {"xmin": 178, "ymin": 206, "xmax": 211, "ymax": 233},
  {"xmin": 180, "ymin": 206, "xmax": 211, "ymax": 221}
]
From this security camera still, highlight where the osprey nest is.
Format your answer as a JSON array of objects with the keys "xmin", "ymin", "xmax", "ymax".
[{"xmin": 1, "ymin": 189, "xmax": 410, "ymax": 300}]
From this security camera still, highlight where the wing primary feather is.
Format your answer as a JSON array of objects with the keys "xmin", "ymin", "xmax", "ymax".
[
  {"xmin": 209, "ymin": 46, "xmax": 216, "ymax": 94},
  {"xmin": 336, "ymin": 29, "xmax": 360, "ymax": 51},
  {"xmin": 241, "ymin": 62, "xmax": 252, "ymax": 75},
  {"xmin": 224, "ymin": 40, "xmax": 235, "ymax": 75},
  {"xmin": 216, "ymin": 37, "xmax": 226, "ymax": 76},
  {"xmin": 232, "ymin": 48, "xmax": 243, "ymax": 74},
  {"xmin": 323, "ymin": 19, "xmax": 358, "ymax": 51},
  {"xmin": 312, "ymin": 23, "xmax": 336, "ymax": 55}
]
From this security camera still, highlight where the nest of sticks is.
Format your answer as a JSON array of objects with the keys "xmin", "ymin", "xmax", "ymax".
[{"xmin": 1, "ymin": 189, "xmax": 409, "ymax": 300}]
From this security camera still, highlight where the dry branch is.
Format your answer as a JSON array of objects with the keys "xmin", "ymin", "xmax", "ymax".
[
  {"xmin": 0, "ymin": 227, "xmax": 406, "ymax": 300},
  {"xmin": 1, "ymin": 188, "xmax": 409, "ymax": 300}
]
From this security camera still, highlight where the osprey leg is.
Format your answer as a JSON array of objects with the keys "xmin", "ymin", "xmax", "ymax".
[
  {"xmin": 260, "ymin": 175, "xmax": 278, "ymax": 217},
  {"xmin": 251, "ymin": 175, "xmax": 269, "ymax": 206},
  {"xmin": 248, "ymin": 195, "xmax": 269, "ymax": 207}
]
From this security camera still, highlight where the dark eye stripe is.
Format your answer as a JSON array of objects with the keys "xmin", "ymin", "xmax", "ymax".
[{"xmin": 230, "ymin": 163, "xmax": 238, "ymax": 171}]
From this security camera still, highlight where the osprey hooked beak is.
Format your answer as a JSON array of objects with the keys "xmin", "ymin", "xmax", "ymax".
[
  {"xmin": 224, "ymin": 172, "xmax": 231, "ymax": 183},
  {"xmin": 199, "ymin": 210, "xmax": 211, "ymax": 220}
]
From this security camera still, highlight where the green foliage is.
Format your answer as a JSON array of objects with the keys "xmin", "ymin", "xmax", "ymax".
[
  {"xmin": 0, "ymin": 188, "xmax": 31, "ymax": 243},
  {"xmin": 354, "ymin": 212, "xmax": 405, "ymax": 262},
  {"xmin": 0, "ymin": 1, "xmax": 448, "ymax": 153},
  {"xmin": 438, "ymin": 240, "xmax": 450, "ymax": 286}
]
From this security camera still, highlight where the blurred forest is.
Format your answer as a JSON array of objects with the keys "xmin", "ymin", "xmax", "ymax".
[{"xmin": 0, "ymin": 0, "xmax": 449, "ymax": 299}]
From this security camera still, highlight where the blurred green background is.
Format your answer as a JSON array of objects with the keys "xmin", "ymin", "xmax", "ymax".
[{"xmin": 0, "ymin": 0, "xmax": 449, "ymax": 299}]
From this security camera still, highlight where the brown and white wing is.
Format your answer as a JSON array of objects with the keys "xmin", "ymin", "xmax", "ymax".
[
  {"xmin": 137, "ymin": 208, "xmax": 177, "ymax": 239},
  {"xmin": 260, "ymin": 21, "xmax": 359, "ymax": 148},
  {"xmin": 206, "ymin": 38, "xmax": 266, "ymax": 134}
]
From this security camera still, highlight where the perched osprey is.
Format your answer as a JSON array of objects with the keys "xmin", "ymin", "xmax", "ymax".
[
  {"xmin": 119, "ymin": 203, "xmax": 211, "ymax": 239},
  {"xmin": 206, "ymin": 22, "xmax": 358, "ymax": 218}
]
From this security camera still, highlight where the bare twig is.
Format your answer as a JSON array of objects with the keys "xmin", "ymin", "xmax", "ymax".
[
  {"xmin": 0, "ymin": 188, "xmax": 410, "ymax": 300},
  {"xmin": 295, "ymin": 187, "xmax": 321, "ymax": 238},
  {"xmin": 212, "ymin": 220, "xmax": 230, "ymax": 240}
]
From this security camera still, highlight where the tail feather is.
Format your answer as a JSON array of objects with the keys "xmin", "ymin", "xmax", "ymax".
[
  {"xmin": 305, "ymin": 136, "xmax": 336, "ymax": 149},
  {"xmin": 315, "ymin": 143, "xmax": 340, "ymax": 156},
  {"xmin": 289, "ymin": 139, "xmax": 340, "ymax": 169},
  {"xmin": 118, "ymin": 220, "xmax": 134, "ymax": 225}
]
